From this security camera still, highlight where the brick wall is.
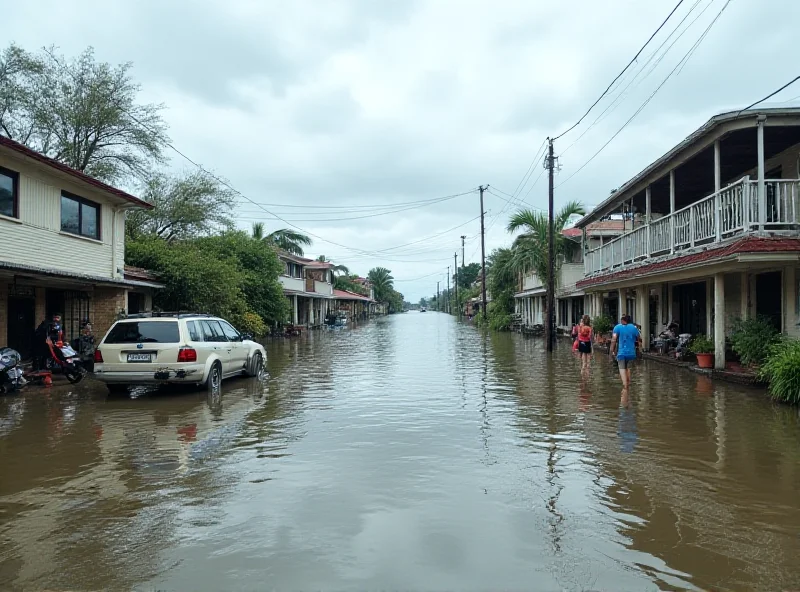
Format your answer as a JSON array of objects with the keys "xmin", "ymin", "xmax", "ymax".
[
  {"xmin": 0, "ymin": 281, "xmax": 7, "ymax": 348},
  {"xmin": 93, "ymin": 287, "xmax": 127, "ymax": 339}
]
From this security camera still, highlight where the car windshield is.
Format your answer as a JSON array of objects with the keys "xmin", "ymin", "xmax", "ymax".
[{"xmin": 104, "ymin": 321, "xmax": 180, "ymax": 344}]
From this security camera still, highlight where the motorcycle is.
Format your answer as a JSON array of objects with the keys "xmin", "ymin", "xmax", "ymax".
[
  {"xmin": 70, "ymin": 321, "xmax": 96, "ymax": 372},
  {"xmin": 0, "ymin": 348, "xmax": 26, "ymax": 394},
  {"xmin": 45, "ymin": 338, "xmax": 86, "ymax": 384}
]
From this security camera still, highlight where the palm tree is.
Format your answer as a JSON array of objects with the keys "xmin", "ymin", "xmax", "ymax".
[
  {"xmin": 251, "ymin": 222, "xmax": 312, "ymax": 256},
  {"xmin": 367, "ymin": 267, "xmax": 394, "ymax": 302},
  {"xmin": 505, "ymin": 201, "xmax": 586, "ymax": 320},
  {"xmin": 316, "ymin": 255, "xmax": 350, "ymax": 277}
]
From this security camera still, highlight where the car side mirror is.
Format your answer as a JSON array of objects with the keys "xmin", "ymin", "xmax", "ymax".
[{"xmin": 241, "ymin": 333, "xmax": 253, "ymax": 341}]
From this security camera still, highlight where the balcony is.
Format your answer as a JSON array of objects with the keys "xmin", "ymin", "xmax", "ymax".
[{"xmin": 585, "ymin": 178, "xmax": 800, "ymax": 276}]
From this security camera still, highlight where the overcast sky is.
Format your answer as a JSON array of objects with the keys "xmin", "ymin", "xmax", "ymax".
[{"xmin": 6, "ymin": 0, "xmax": 799, "ymax": 300}]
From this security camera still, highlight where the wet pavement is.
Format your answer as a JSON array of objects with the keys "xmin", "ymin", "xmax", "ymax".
[{"xmin": 1, "ymin": 312, "xmax": 800, "ymax": 591}]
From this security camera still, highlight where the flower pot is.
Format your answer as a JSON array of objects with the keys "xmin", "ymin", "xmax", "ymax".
[{"xmin": 695, "ymin": 352, "xmax": 714, "ymax": 369}]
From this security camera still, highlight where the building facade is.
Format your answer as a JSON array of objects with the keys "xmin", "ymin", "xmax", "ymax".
[
  {"xmin": 278, "ymin": 253, "xmax": 335, "ymax": 327},
  {"xmin": 0, "ymin": 136, "xmax": 161, "ymax": 357},
  {"xmin": 575, "ymin": 107, "xmax": 800, "ymax": 368}
]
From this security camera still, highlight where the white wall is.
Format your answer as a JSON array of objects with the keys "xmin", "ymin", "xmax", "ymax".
[
  {"xmin": 0, "ymin": 150, "xmax": 128, "ymax": 279},
  {"xmin": 314, "ymin": 279, "xmax": 333, "ymax": 296},
  {"xmin": 279, "ymin": 276, "xmax": 304, "ymax": 292}
]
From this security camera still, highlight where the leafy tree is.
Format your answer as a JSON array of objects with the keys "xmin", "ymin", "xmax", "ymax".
[
  {"xmin": 505, "ymin": 201, "xmax": 586, "ymax": 287},
  {"xmin": 334, "ymin": 274, "xmax": 367, "ymax": 295},
  {"xmin": 457, "ymin": 262, "xmax": 481, "ymax": 289},
  {"xmin": 126, "ymin": 231, "xmax": 289, "ymax": 334},
  {"xmin": 0, "ymin": 44, "xmax": 168, "ymax": 182},
  {"xmin": 367, "ymin": 267, "xmax": 394, "ymax": 302},
  {"xmin": 195, "ymin": 231, "xmax": 289, "ymax": 328},
  {"xmin": 251, "ymin": 223, "xmax": 312, "ymax": 256},
  {"xmin": 126, "ymin": 171, "xmax": 236, "ymax": 241}
]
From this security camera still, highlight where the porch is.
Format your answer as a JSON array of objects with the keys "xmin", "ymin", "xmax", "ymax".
[{"xmin": 580, "ymin": 109, "xmax": 800, "ymax": 279}]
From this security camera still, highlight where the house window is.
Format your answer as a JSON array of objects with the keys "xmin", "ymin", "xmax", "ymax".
[
  {"xmin": 0, "ymin": 166, "xmax": 19, "ymax": 218},
  {"xmin": 61, "ymin": 191, "xmax": 100, "ymax": 240}
]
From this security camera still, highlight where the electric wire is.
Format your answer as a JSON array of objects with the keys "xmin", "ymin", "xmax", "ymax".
[
  {"xmin": 555, "ymin": 0, "xmax": 734, "ymax": 188},
  {"xmin": 552, "ymin": 0, "xmax": 687, "ymax": 141}
]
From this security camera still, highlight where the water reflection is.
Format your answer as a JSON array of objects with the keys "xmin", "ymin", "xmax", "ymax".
[{"xmin": 0, "ymin": 314, "xmax": 799, "ymax": 591}]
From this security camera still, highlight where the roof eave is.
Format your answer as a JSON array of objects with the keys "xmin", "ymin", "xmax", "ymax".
[{"xmin": 576, "ymin": 107, "xmax": 800, "ymax": 228}]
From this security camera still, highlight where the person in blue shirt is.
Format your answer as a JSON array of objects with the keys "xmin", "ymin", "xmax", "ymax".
[{"xmin": 611, "ymin": 314, "xmax": 640, "ymax": 387}]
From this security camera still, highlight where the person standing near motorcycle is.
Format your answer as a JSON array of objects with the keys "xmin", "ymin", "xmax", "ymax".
[
  {"xmin": 610, "ymin": 315, "xmax": 640, "ymax": 387},
  {"xmin": 33, "ymin": 313, "xmax": 62, "ymax": 370}
]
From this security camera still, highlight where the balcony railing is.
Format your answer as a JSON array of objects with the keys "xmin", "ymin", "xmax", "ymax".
[{"xmin": 585, "ymin": 178, "xmax": 800, "ymax": 276}]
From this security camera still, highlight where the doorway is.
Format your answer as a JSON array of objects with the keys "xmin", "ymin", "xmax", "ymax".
[
  {"xmin": 673, "ymin": 282, "xmax": 707, "ymax": 335},
  {"xmin": 8, "ymin": 297, "xmax": 35, "ymax": 358},
  {"xmin": 756, "ymin": 271, "xmax": 782, "ymax": 331}
]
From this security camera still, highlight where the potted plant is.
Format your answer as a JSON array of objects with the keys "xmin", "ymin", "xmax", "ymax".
[
  {"xmin": 592, "ymin": 314, "xmax": 613, "ymax": 344},
  {"xmin": 689, "ymin": 335, "xmax": 715, "ymax": 368}
]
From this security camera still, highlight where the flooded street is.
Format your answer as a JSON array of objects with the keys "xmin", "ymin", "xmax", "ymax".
[{"xmin": 2, "ymin": 313, "xmax": 800, "ymax": 591}]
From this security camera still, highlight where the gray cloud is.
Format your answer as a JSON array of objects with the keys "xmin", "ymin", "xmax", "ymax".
[{"xmin": 4, "ymin": 0, "xmax": 799, "ymax": 299}]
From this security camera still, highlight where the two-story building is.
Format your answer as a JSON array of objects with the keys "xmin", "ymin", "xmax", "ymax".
[
  {"xmin": 278, "ymin": 252, "xmax": 335, "ymax": 327},
  {"xmin": 0, "ymin": 136, "xmax": 162, "ymax": 358},
  {"xmin": 515, "ymin": 221, "xmax": 626, "ymax": 331},
  {"xmin": 575, "ymin": 107, "xmax": 800, "ymax": 368}
]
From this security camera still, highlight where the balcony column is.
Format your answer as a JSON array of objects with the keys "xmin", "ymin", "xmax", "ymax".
[
  {"xmin": 706, "ymin": 278, "xmax": 713, "ymax": 337},
  {"xmin": 757, "ymin": 114, "xmax": 766, "ymax": 230},
  {"xmin": 293, "ymin": 294, "xmax": 299, "ymax": 325},
  {"xmin": 617, "ymin": 288, "xmax": 626, "ymax": 322},
  {"xmin": 785, "ymin": 266, "xmax": 797, "ymax": 337},
  {"xmin": 714, "ymin": 139, "xmax": 722, "ymax": 242},
  {"xmin": 669, "ymin": 170, "xmax": 676, "ymax": 254},
  {"xmin": 637, "ymin": 285, "xmax": 650, "ymax": 349},
  {"xmin": 740, "ymin": 272, "xmax": 749, "ymax": 320},
  {"xmin": 309, "ymin": 299, "xmax": 315, "ymax": 326},
  {"xmin": 714, "ymin": 273, "xmax": 726, "ymax": 369},
  {"xmin": 645, "ymin": 185, "xmax": 652, "ymax": 254}
]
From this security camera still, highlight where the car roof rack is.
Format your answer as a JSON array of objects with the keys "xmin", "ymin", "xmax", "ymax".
[{"xmin": 123, "ymin": 311, "xmax": 214, "ymax": 319}]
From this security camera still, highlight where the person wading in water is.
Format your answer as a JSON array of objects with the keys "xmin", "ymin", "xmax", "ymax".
[
  {"xmin": 577, "ymin": 314, "xmax": 593, "ymax": 371},
  {"xmin": 610, "ymin": 314, "xmax": 640, "ymax": 387}
]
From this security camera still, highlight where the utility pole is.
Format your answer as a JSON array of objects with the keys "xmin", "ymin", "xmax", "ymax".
[
  {"xmin": 454, "ymin": 252, "xmax": 459, "ymax": 318},
  {"xmin": 546, "ymin": 139, "xmax": 556, "ymax": 352},
  {"xmin": 479, "ymin": 185, "xmax": 488, "ymax": 318},
  {"xmin": 460, "ymin": 235, "xmax": 466, "ymax": 267},
  {"xmin": 437, "ymin": 281, "xmax": 440, "ymax": 312},
  {"xmin": 446, "ymin": 266, "xmax": 450, "ymax": 314}
]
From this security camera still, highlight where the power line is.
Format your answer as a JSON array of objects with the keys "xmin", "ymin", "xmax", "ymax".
[
  {"xmin": 509, "ymin": 137, "xmax": 548, "ymax": 199},
  {"xmin": 553, "ymin": 0, "xmax": 687, "ymax": 141},
  {"xmin": 560, "ymin": 0, "xmax": 708, "ymax": 156},
  {"xmin": 556, "ymin": 0, "xmax": 734, "ymax": 188},
  {"xmin": 232, "ymin": 193, "xmax": 467, "ymax": 222},
  {"xmin": 232, "ymin": 191, "xmax": 476, "ymax": 211},
  {"xmin": 735, "ymin": 75, "xmax": 800, "ymax": 117}
]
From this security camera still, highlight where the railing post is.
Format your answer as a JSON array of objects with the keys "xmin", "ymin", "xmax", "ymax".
[
  {"xmin": 690, "ymin": 206, "xmax": 696, "ymax": 247},
  {"xmin": 714, "ymin": 189, "xmax": 721, "ymax": 242},
  {"xmin": 743, "ymin": 176, "xmax": 750, "ymax": 230},
  {"xmin": 669, "ymin": 170, "xmax": 676, "ymax": 254}
]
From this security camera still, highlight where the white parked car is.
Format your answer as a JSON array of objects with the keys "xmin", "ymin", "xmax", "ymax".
[{"xmin": 93, "ymin": 314, "xmax": 267, "ymax": 392}]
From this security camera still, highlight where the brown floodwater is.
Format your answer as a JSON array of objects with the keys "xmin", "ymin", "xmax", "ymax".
[{"xmin": 1, "ymin": 313, "xmax": 799, "ymax": 591}]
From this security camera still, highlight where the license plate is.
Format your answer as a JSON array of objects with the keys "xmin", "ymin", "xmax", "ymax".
[{"xmin": 127, "ymin": 353, "xmax": 152, "ymax": 363}]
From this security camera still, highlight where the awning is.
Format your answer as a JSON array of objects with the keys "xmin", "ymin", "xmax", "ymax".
[{"xmin": 0, "ymin": 260, "xmax": 164, "ymax": 289}]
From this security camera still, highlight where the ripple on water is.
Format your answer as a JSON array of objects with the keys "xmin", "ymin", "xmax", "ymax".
[{"xmin": 1, "ymin": 314, "xmax": 800, "ymax": 591}]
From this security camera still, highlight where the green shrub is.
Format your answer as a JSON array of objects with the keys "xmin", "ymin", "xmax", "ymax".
[
  {"xmin": 592, "ymin": 314, "xmax": 613, "ymax": 335},
  {"xmin": 489, "ymin": 313, "xmax": 513, "ymax": 331},
  {"xmin": 689, "ymin": 334, "xmax": 715, "ymax": 354},
  {"xmin": 730, "ymin": 316, "xmax": 781, "ymax": 366},
  {"xmin": 759, "ymin": 339, "xmax": 800, "ymax": 404}
]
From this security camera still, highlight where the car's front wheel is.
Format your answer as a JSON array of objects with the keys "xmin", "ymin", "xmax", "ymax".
[{"xmin": 248, "ymin": 353, "xmax": 266, "ymax": 380}]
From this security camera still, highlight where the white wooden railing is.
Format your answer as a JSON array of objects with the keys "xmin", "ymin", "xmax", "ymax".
[{"xmin": 585, "ymin": 178, "xmax": 800, "ymax": 275}]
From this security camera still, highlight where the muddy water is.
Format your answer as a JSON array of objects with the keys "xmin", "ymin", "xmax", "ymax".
[{"xmin": 1, "ymin": 313, "xmax": 799, "ymax": 591}]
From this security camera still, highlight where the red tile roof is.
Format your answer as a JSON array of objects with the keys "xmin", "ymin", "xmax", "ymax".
[
  {"xmin": 0, "ymin": 135, "xmax": 152, "ymax": 209},
  {"xmin": 563, "ymin": 220, "xmax": 628, "ymax": 237},
  {"xmin": 577, "ymin": 236, "xmax": 800, "ymax": 288},
  {"xmin": 333, "ymin": 289, "xmax": 372, "ymax": 301}
]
